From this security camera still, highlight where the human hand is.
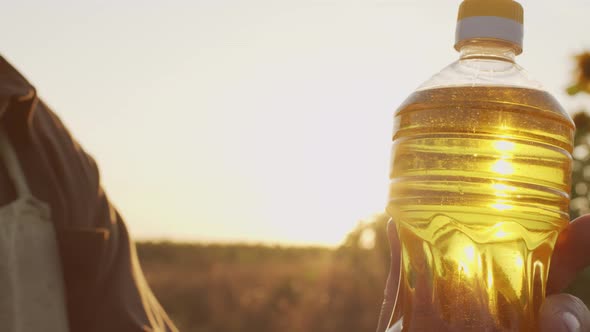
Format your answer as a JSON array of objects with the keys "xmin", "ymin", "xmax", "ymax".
[{"xmin": 376, "ymin": 215, "xmax": 590, "ymax": 332}]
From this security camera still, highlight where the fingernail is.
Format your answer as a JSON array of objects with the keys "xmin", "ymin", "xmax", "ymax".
[{"xmin": 561, "ymin": 312, "xmax": 581, "ymax": 332}]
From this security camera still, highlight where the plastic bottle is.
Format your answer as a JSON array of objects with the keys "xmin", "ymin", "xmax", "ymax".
[{"xmin": 386, "ymin": 1, "xmax": 574, "ymax": 331}]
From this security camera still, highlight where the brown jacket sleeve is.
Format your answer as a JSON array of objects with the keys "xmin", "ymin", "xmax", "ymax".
[{"xmin": 0, "ymin": 56, "xmax": 177, "ymax": 332}]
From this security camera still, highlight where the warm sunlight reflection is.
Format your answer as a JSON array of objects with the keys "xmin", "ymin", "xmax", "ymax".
[
  {"xmin": 491, "ymin": 139, "xmax": 516, "ymax": 176},
  {"xmin": 491, "ymin": 202, "xmax": 513, "ymax": 211},
  {"xmin": 491, "ymin": 159, "xmax": 514, "ymax": 175},
  {"xmin": 493, "ymin": 140, "xmax": 516, "ymax": 152},
  {"xmin": 457, "ymin": 244, "xmax": 476, "ymax": 276},
  {"xmin": 492, "ymin": 222, "xmax": 512, "ymax": 239},
  {"xmin": 423, "ymin": 241, "xmax": 434, "ymax": 267},
  {"xmin": 464, "ymin": 245, "xmax": 475, "ymax": 261},
  {"xmin": 515, "ymin": 256, "xmax": 524, "ymax": 268},
  {"xmin": 511, "ymin": 255, "xmax": 526, "ymax": 295},
  {"xmin": 495, "ymin": 229, "xmax": 508, "ymax": 239},
  {"xmin": 491, "ymin": 183, "xmax": 516, "ymax": 193},
  {"xmin": 487, "ymin": 271, "xmax": 494, "ymax": 289}
]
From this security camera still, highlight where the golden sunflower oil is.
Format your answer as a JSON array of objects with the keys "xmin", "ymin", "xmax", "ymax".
[{"xmin": 387, "ymin": 86, "xmax": 574, "ymax": 331}]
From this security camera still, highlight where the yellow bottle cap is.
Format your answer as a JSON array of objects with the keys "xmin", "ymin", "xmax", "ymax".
[
  {"xmin": 455, "ymin": 0, "xmax": 524, "ymax": 54},
  {"xmin": 458, "ymin": 0, "xmax": 523, "ymax": 24}
]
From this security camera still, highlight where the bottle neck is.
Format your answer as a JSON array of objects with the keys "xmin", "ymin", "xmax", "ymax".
[{"xmin": 459, "ymin": 39, "xmax": 518, "ymax": 63}]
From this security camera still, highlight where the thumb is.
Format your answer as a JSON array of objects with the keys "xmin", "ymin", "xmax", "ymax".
[
  {"xmin": 376, "ymin": 219, "xmax": 402, "ymax": 332},
  {"xmin": 540, "ymin": 294, "xmax": 590, "ymax": 332},
  {"xmin": 548, "ymin": 215, "xmax": 590, "ymax": 294}
]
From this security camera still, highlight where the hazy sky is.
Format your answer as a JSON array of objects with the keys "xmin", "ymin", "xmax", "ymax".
[{"xmin": 2, "ymin": 0, "xmax": 590, "ymax": 245}]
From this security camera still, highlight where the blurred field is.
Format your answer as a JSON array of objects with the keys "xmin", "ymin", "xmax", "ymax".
[
  {"xmin": 136, "ymin": 215, "xmax": 590, "ymax": 332},
  {"xmin": 137, "ymin": 238, "xmax": 388, "ymax": 332}
]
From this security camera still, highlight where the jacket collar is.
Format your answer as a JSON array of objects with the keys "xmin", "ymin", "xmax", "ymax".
[{"xmin": 0, "ymin": 56, "xmax": 36, "ymax": 119}]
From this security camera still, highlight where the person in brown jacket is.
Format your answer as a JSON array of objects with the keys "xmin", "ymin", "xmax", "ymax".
[{"xmin": 0, "ymin": 56, "xmax": 177, "ymax": 332}]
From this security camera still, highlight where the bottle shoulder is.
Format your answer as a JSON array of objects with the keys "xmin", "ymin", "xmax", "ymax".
[
  {"xmin": 417, "ymin": 58, "xmax": 544, "ymax": 91},
  {"xmin": 394, "ymin": 86, "xmax": 574, "ymax": 152},
  {"xmin": 404, "ymin": 59, "xmax": 574, "ymax": 128}
]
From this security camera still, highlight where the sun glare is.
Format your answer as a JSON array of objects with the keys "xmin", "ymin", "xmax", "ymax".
[
  {"xmin": 457, "ymin": 244, "xmax": 477, "ymax": 276},
  {"xmin": 495, "ymin": 229, "xmax": 508, "ymax": 238},
  {"xmin": 491, "ymin": 159, "xmax": 514, "ymax": 175},
  {"xmin": 491, "ymin": 202, "xmax": 513, "ymax": 211},
  {"xmin": 491, "ymin": 183, "xmax": 516, "ymax": 192},
  {"xmin": 493, "ymin": 140, "xmax": 516, "ymax": 152}
]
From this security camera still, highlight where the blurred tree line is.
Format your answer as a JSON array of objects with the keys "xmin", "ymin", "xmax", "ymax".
[
  {"xmin": 346, "ymin": 52, "xmax": 590, "ymax": 309},
  {"xmin": 568, "ymin": 52, "xmax": 590, "ymax": 219},
  {"xmin": 564, "ymin": 52, "xmax": 590, "ymax": 305}
]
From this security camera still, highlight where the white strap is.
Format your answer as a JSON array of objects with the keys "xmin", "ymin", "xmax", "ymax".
[{"xmin": 0, "ymin": 128, "xmax": 32, "ymax": 198}]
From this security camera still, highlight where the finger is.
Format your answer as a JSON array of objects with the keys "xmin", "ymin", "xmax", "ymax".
[
  {"xmin": 539, "ymin": 294, "xmax": 590, "ymax": 332},
  {"xmin": 376, "ymin": 219, "xmax": 402, "ymax": 332},
  {"xmin": 548, "ymin": 215, "xmax": 590, "ymax": 294}
]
